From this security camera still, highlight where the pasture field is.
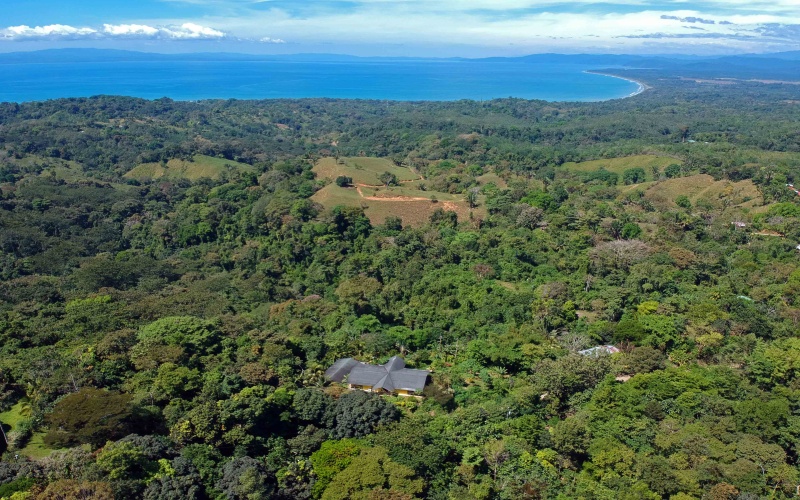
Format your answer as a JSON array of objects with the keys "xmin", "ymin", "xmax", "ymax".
[
  {"xmin": 125, "ymin": 154, "xmax": 254, "ymax": 181},
  {"xmin": 621, "ymin": 174, "xmax": 763, "ymax": 211},
  {"xmin": 313, "ymin": 157, "xmax": 421, "ymax": 186},
  {"xmin": 312, "ymin": 183, "xmax": 485, "ymax": 226},
  {"xmin": 560, "ymin": 154, "xmax": 681, "ymax": 182},
  {"xmin": 311, "ymin": 183, "xmax": 364, "ymax": 207},
  {"xmin": 1, "ymin": 150, "xmax": 93, "ymax": 184},
  {"xmin": 40, "ymin": 162, "xmax": 90, "ymax": 183},
  {"xmin": 731, "ymin": 149, "xmax": 800, "ymax": 166}
]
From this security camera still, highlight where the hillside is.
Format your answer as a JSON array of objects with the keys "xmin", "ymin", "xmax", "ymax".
[
  {"xmin": 560, "ymin": 154, "xmax": 680, "ymax": 183},
  {"xmin": 311, "ymin": 157, "xmax": 484, "ymax": 225},
  {"xmin": 124, "ymin": 154, "xmax": 254, "ymax": 181}
]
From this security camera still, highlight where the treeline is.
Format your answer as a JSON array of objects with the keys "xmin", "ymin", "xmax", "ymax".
[{"xmin": 1, "ymin": 74, "xmax": 798, "ymax": 178}]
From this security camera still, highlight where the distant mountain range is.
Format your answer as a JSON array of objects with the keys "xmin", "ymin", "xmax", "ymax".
[{"xmin": 1, "ymin": 48, "xmax": 798, "ymax": 81}]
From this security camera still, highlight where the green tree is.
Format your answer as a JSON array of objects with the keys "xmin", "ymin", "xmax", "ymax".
[
  {"xmin": 130, "ymin": 316, "xmax": 220, "ymax": 370},
  {"xmin": 749, "ymin": 338, "xmax": 800, "ymax": 387},
  {"xmin": 379, "ymin": 172, "xmax": 398, "ymax": 187},
  {"xmin": 33, "ymin": 480, "xmax": 114, "ymax": 500},
  {"xmin": 335, "ymin": 276, "xmax": 382, "ymax": 313},
  {"xmin": 216, "ymin": 456, "xmax": 275, "ymax": 500},
  {"xmin": 321, "ymin": 447, "xmax": 424, "ymax": 500},
  {"xmin": 674, "ymin": 195, "xmax": 692, "ymax": 209},
  {"xmin": 664, "ymin": 164, "xmax": 681, "ymax": 178},
  {"xmin": 335, "ymin": 176, "xmax": 353, "ymax": 187},
  {"xmin": 466, "ymin": 187, "xmax": 480, "ymax": 209},
  {"xmin": 620, "ymin": 222, "xmax": 642, "ymax": 240},
  {"xmin": 96, "ymin": 440, "xmax": 156, "ymax": 480},
  {"xmin": 151, "ymin": 363, "xmax": 202, "ymax": 402},
  {"xmin": 522, "ymin": 190, "xmax": 557, "ymax": 211},
  {"xmin": 327, "ymin": 391, "xmax": 400, "ymax": 439},
  {"xmin": 293, "ymin": 388, "xmax": 334, "ymax": 425},
  {"xmin": 623, "ymin": 168, "xmax": 646, "ymax": 185},
  {"xmin": 44, "ymin": 388, "xmax": 139, "ymax": 448},
  {"xmin": 310, "ymin": 439, "xmax": 365, "ymax": 498}
]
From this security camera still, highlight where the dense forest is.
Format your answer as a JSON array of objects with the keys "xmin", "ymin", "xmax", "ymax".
[{"xmin": 0, "ymin": 71, "xmax": 800, "ymax": 499}]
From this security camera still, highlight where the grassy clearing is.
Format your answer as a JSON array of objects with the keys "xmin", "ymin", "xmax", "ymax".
[
  {"xmin": 0, "ymin": 401, "xmax": 28, "ymax": 430},
  {"xmin": 0, "ymin": 401, "xmax": 56, "ymax": 459},
  {"xmin": 18, "ymin": 432, "xmax": 54, "ymax": 459},
  {"xmin": 359, "ymin": 185, "xmax": 462, "ymax": 202},
  {"xmin": 735, "ymin": 149, "xmax": 800, "ymax": 166},
  {"xmin": 364, "ymin": 198, "xmax": 486, "ymax": 227},
  {"xmin": 560, "ymin": 154, "xmax": 680, "ymax": 182},
  {"xmin": 312, "ymin": 183, "xmax": 485, "ymax": 227},
  {"xmin": 313, "ymin": 157, "xmax": 420, "ymax": 186},
  {"xmin": 0, "ymin": 151, "xmax": 91, "ymax": 184},
  {"xmin": 41, "ymin": 162, "xmax": 89, "ymax": 183},
  {"xmin": 0, "ymin": 151, "xmax": 137, "ymax": 188},
  {"xmin": 621, "ymin": 174, "xmax": 763, "ymax": 211},
  {"xmin": 476, "ymin": 172, "xmax": 508, "ymax": 188},
  {"xmin": 125, "ymin": 154, "xmax": 254, "ymax": 181},
  {"xmin": 312, "ymin": 156, "xmax": 495, "ymax": 225},
  {"xmin": 311, "ymin": 184, "xmax": 364, "ymax": 208}
]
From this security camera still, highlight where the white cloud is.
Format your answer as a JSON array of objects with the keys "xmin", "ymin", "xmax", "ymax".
[
  {"xmin": 2, "ymin": 1, "xmax": 800, "ymax": 54},
  {"xmin": 160, "ymin": 23, "xmax": 226, "ymax": 39},
  {"xmin": 102, "ymin": 24, "xmax": 160, "ymax": 37},
  {"xmin": 200, "ymin": 3, "xmax": 800, "ymax": 54},
  {"xmin": 1, "ymin": 24, "xmax": 98, "ymax": 40},
  {"xmin": 1, "ymin": 22, "xmax": 226, "ymax": 41}
]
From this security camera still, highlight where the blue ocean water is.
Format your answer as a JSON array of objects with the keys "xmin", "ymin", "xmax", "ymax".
[{"xmin": 0, "ymin": 59, "xmax": 641, "ymax": 103}]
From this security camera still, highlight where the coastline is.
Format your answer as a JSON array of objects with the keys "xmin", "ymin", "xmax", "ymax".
[
  {"xmin": 585, "ymin": 70, "xmax": 649, "ymax": 98},
  {"xmin": 0, "ymin": 62, "xmax": 652, "ymax": 104}
]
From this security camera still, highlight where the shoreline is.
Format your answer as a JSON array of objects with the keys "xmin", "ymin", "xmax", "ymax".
[
  {"xmin": 585, "ymin": 71, "xmax": 650, "ymax": 98},
  {"xmin": 1, "ymin": 66, "xmax": 653, "ymax": 105}
]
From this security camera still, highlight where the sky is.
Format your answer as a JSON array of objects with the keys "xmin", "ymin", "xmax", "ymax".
[{"xmin": 1, "ymin": 0, "xmax": 799, "ymax": 57}]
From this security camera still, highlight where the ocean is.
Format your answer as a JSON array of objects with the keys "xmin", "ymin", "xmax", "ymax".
[{"xmin": 0, "ymin": 58, "xmax": 642, "ymax": 103}]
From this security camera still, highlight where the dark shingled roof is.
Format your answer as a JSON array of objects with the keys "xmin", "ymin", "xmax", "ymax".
[
  {"xmin": 346, "ymin": 365, "xmax": 388, "ymax": 387},
  {"xmin": 384, "ymin": 356, "xmax": 405, "ymax": 372},
  {"xmin": 325, "ymin": 356, "xmax": 429, "ymax": 393},
  {"xmin": 324, "ymin": 358, "xmax": 361, "ymax": 383}
]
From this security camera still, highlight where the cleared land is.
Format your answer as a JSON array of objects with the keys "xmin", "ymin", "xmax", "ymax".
[
  {"xmin": 621, "ymin": 174, "xmax": 763, "ymax": 211},
  {"xmin": 313, "ymin": 157, "xmax": 422, "ymax": 186},
  {"xmin": 0, "ymin": 400, "xmax": 53, "ymax": 459},
  {"xmin": 560, "ymin": 154, "xmax": 680, "ymax": 183},
  {"xmin": 312, "ymin": 157, "xmax": 484, "ymax": 226},
  {"xmin": 1, "ymin": 151, "xmax": 93, "ymax": 184},
  {"xmin": 476, "ymin": 172, "xmax": 508, "ymax": 188},
  {"xmin": 125, "ymin": 155, "xmax": 254, "ymax": 181}
]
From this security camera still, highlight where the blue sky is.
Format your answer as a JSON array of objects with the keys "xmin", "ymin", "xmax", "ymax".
[{"xmin": 2, "ymin": 0, "xmax": 799, "ymax": 56}]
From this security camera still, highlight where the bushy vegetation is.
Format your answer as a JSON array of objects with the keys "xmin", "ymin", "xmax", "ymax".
[{"xmin": 0, "ymin": 73, "xmax": 800, "ymax": 499}]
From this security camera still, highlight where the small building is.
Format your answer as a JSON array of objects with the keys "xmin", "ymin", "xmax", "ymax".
[
  {"xmin": 325, "ymin": 356, "xmax": 429, "ymax": 397},
  {"xmin": 578, "ymin": 345, "xmax": 620, "ymax": 357}
]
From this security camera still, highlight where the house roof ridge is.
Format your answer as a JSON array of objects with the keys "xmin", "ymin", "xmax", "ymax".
[{"xmin": 324, "ymin": 356, "xmax": 430, "ymax": 393}]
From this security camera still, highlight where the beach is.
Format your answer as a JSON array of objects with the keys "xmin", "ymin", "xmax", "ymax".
[{"xmin": 585, "ymin": 71, "xmax": 649, "ymax": 97}]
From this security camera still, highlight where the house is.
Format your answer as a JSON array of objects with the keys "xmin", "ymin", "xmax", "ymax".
[
  {"xmin": 324, "ymin": 356, "xmax": 429, "ymax": 397},
  {"xmin": 578, "ymin": 345, "xmax": 620, "ymax": 357}
]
